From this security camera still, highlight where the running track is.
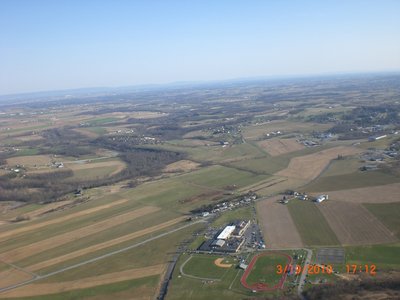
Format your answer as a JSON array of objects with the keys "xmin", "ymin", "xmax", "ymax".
[{"xmin": 241, "ymin": 251, "xmax": 292, "ymax": 291}]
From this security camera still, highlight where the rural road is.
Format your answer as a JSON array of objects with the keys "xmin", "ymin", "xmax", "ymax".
[
  {"xmin": 0, "ymin": 219, "xmax": 205, "ymax": 294},
  {"xmin": 298, "ymin": 248, "xmax": 312, "ymax": 300}
]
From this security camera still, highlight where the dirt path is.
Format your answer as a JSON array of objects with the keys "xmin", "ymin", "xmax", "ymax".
[
  {"xmin": 317, "ymin": 201, "xmax": 397, "ymax": 245},
  {"xmin": 0, "ymin": 264, "xmax": 165, "ymax": 298},
  {"xmin": 0, "ymin": 199, "xmax": 129, "ymax": 242},
  {"xmin": 0, "ymin": 206, "xmax": 160, "ymax": 263},
  {"xmin": 27, "ymin": 216, "xmax": 185, "ymax": 272},
  {"xmin": 0, "ymin": 268, "xmax": 33, "ymax": 290},
  {"xmin": 276, "ymin": 146, "xmax": 361, "ymax": 181},
  {"xmin": 257, "ymin": 197, "xmax": 303, "ymax": 248}
]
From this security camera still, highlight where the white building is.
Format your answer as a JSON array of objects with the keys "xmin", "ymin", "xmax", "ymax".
[
  {"xmin": 217, "ymin": 225, "xmax": 236, "ymax": 240},
  {"xmin": 316, "ymin": 195, "xmax": 328, "ymax": 203}
]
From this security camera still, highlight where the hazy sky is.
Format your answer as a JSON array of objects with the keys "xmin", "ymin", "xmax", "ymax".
[{"xmin": 1, "ymin": 0, "xmax": 400, "ymax": 95}]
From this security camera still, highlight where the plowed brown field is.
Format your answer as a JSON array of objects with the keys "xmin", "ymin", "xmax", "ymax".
[{"xmin": 257, "ymin": 197, "xmax": 303, "ymax": 248}]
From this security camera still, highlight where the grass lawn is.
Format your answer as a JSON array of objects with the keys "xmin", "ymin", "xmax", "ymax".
[
  {"xmin": 245, "ymin": 253, "xmax": 289, "ymax": 287},
  {"xmin": 287, "ymin": 201, "xmax": 340, "ymax": 246},
  {"xmin": 167, "ymin": 252, "xmax": 291, "ymax": 300},
  {"xmin": 344, "ymin": 243, "xmax": 400, "ymax": 271},
  {"xmin": 212, "ymin": 206, "xmax": 253, "ymax": 227},
  {"xmin": 182, "ymin": 255, "xmax": 230, "ymax": 279},
  {"xmin": 364, "ymin": 202, "xmax": 400, "ymax": 238},
  {"xmin": 176, "ymin": 165, "xmax": 268, "ymax": 190}
]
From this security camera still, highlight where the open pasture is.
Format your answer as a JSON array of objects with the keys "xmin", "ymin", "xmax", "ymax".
[
  {"xmin": 0, "ymin": 265, "xmax": 165, "ymax": 298},
  {"xmin": 303, "ymin": 170, "xmax": 400, "ymax": 192},
  {"xmin": 317, "ymin": 201, "xmax": 397, "ymax": 245},
  {"xmin": 364, "ymin": 202, "xmax": 400, "ymax": 239},
  {"xmin": 0, "ymin": 199, "xmax": 129, "ymax": 242},
  {"xmin": 287, "ymin": 200, "xmax": 340, "ymax": 246},
  {"xmin": 65, "ymin": 159, "xmax": 126, "ymax": 179},
  {"xmin": 0, "ymin": 206, "xmax": 160, "ymax": 263},
  {"xmin": 163, "ymin": 160, "xmax": 200, "ymax": 173},
  {"xmin": 257, "ymin": 138, "xmax": 304, "ymax": 156},
  {"xmin": 276, "ymin": 146, "xmax": 361, "ymax": 181},
  {"xmin": 6, "ymin": 155, "xmax": 53, "ymax": 167}
]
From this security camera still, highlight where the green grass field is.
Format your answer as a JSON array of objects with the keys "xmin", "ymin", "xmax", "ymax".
[
  {"xmin": 167, "ymin": 252, "xmax": 293, "ymax": 300},
  {"xmin": 344, "ymin": 243, "xmax": 400, "ymax": 271},
  {"xmin": 228, "ymin": 155, "xmax": 289, "ymax": 175},
  {"xmin": 364, "ymin": 202, "xmax": 400, "ymax": 238},
  {"xmin": 182, "ymin": 255, "xmax": 230, "ymax": 279},
  {"xmin": 245, "ymin": 253, "xmax": 289, "ymax": 288},
  {"xmin": 303, "ymin": 170, "xmax": 400, "ymax": 192},
  {"xmin": 39, "ymin": 223, "xmax": 204, "ymax": 282},
  {"xmin": 212, "ymin": 206, "xmax": 253, "ymax": 227},
  {"xmin": 287, "ymin": 200, "xmax": 340, "ymax": 246}
]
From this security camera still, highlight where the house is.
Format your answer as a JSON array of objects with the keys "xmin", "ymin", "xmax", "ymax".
[{"xmin": 239, "ymin": 263, "xmax": 248, "ymax": 270}]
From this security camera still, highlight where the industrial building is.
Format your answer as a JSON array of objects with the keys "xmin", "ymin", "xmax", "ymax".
[
  {"xmin": 217, "ymin": 225, "xmax": 236, "ymax": 240},
  {"xmin": 198, "ymin": 220, "xmax": 251, "ymax": 253}
]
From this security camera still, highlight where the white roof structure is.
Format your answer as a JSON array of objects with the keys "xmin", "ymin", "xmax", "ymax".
[
  {"xmin": 217, "ymin": 225, "xmax": 236, "ymax": 240},
  {"xmin": 316, "ymin": 195, "xmax": 328, "ymax": 203},
  {"xmin": 212, "ymin": 239, "xmax": 225, "ymax": 247}
]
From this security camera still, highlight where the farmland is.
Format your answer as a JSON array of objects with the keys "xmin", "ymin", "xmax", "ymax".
[
  {"xmin": 287, "ymin": 200, "xmax": 340, "ymax": 246},
  {"xmin": 257, "ymin": 197, "xmax": 303, "ymax": 248},
  {"xmin": 0, "ymin": 74, "xmax": 400, "ymax": 299},
  {"xmin": 317, "ymin": 201, "xmax": 397, "ymax": 245}
]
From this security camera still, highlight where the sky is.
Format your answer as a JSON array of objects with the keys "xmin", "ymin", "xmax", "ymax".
[{"xmin": 1, "ymin": 0, "xmax": 400, "ymax": 95}]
